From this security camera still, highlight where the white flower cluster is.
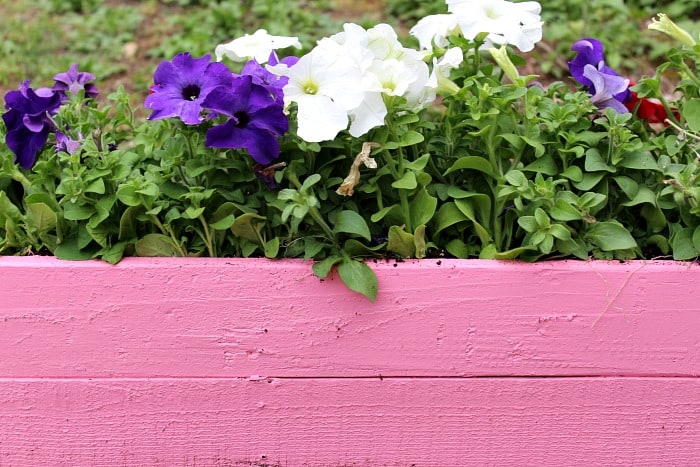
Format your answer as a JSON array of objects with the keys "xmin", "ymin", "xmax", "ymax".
[
  {"xmin": 411, "ymin": 0, "xmax": 543, "ymax": 53},
  {"xmin": 267, "ymin": 23, "xmax": 462, "ymax": 142},
  {"xmin": 213, "ymin": 0, "xmax": 543, "ymax": 143}
]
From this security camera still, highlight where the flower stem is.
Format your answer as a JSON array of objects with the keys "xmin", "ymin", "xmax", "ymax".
[{"xmin": 198, "ymin": 214, "xmax": 216, "ymax": 257}]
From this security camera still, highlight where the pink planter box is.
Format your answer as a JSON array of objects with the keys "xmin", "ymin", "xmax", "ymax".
[{"xmin": 1, "ymin": 256, "xmax": 699, "ymax": 465}]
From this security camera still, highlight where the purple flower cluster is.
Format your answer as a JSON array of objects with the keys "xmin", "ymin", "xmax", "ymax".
[
  {"xmin": 2, "ymin": 82, "xmax": 62, "ymax": 169},
  {"xmin": 2, "ymin": 65, "xmax": 97, "ymax": 169},
  {"xmin": 144, "ymin": 52, "xmax": 291, "ymax": 164},
  {"xmin": 568, "ymin": 38, "xmax": 630, "ymax": 114}
]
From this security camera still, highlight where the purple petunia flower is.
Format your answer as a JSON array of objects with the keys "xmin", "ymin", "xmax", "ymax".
[
  {"xmin": 568, "ymin": 37, "xmax": 630, "ymax": 111},
  {"xmin": 583, "ymin": 63, "xmax": 630, "ymax": 114},
  {"xmin": 55, "ymin": 130, "xmax": 83, "ymax": 155},
  {"xmin": 240, "ymin": 53, "xmax": 299, "ymax": 103},
  {"xmin": 203, "ymin": 75, "xmax": 289, "ymax": 164},
  {"xmin": 145, "ymin": 53, "xmax": 234, "ymax": 125},
  {"xmin": 52, "ymin": 64, "xmax": 99, "ymax": 101},
  {"xmin": 2, "ymin": 81, "xmax": 62, "ymax": 169}
]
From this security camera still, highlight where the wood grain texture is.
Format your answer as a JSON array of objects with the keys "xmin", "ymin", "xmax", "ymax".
[
  {"xmin": 1, "ymin": 257, "xmax": 698, "ymax": 378},
  {"xmin": 1, "ymin": 377, "xmax": 699, "ymax": 466},
  {"xmin": 2, "ymin": 258, "xmax": 699, "ymax": 465}
]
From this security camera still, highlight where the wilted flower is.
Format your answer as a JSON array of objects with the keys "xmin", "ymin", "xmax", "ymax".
[
  {"xmin": 203, "ymin": 75, "xmax": 289, "ymax": 164},
  {"xmin": 52, "ymin": 64, "xmax": 98, "ymax": 101},
  {"xmin": 336, "ymin": 142, "xmax": 380, "ymax": 197},
  {"xmin": 145, "ymin": 53, "xmax": 234, "ymax": 125},
  {"xmin": 2, "ymin": 81, "xmax": 61, "ymax": 169}
]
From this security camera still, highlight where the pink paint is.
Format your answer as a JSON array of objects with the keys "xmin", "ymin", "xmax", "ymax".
[{"xmin": 1, "ymin": 257, "xmax": 699, "ymax": 464}]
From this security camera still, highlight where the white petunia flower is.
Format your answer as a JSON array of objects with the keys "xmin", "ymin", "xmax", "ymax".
[
  {"xmin": 410, "ymin": 14, "xmax": 460, "ymax": 51},
  {"xmin": 448, "ymin": 0, "xmax": 543, "ymax": 52},
  {"xmin": 215, "ymin": 29, "xmax": 302, "ymax": 64},
  {"xmin": 427, "ymin": 47, "xmax": 463, "ymax": 92},
  {"xmin": 271, "ymin": 45, "xmax": 367, "ymax": 142},
  {"xmin": 348, "ymin": 92, "xmax": 388, "ymax": 137}
]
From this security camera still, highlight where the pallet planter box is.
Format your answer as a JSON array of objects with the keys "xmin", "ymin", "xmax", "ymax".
[{"xmin": 1, "ymin": 256, "xmax": 699, "ymax": 465}]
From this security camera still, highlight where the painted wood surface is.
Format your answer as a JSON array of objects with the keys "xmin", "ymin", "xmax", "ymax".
[
  {"xmin": 1, "ymin": 257, "xmax": 699, "ymax": 465},
  {"xmin": 2, "ymin": 377, "xmax": 699, "ymax": 466}
]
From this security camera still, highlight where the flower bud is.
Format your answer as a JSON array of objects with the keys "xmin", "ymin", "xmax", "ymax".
[
  {"xmin": 649, "ymin": 14, "xmax": 696, "ymax": 47},
  {"xmin": 488, "ymin": 45, "xmax": 521, "ymax": 84}
]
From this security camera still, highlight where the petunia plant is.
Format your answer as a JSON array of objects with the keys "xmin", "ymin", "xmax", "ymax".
[{"xmin": 1, "ymin": 1, "xmax": 700, "ymax": 301}]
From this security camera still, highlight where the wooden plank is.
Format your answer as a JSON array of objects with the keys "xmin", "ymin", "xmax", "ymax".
[
  {"xmin": 0, "ymin": 377, "xmax": 698, "ymax": 466},
  {"xmin": 1, "ymin": 257, "xmax": 699, "ymax": 378}
]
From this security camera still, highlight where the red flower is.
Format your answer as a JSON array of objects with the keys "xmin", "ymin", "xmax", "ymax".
[{"xmin": 624, "ymin": 81, "xmax": 677, "ymax": 124}]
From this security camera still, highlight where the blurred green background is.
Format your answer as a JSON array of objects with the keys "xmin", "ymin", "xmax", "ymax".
[{"xmin": 1, "ymin": 0, "xmax": 698, "ymax": 116}]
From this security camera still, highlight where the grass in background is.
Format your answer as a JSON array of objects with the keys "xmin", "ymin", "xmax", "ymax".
[{"xmin": 1, "ymin": 0, "xmax": 698, "ymax": 116}]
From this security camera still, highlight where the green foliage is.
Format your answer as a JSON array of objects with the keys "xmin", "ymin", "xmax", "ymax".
[{"xmin": 2, "ymin": 2, "xmax": 700, "ymax": 300}]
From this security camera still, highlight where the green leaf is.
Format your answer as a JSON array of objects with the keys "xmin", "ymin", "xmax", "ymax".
[
  {"xmin": 404, "ymin": 154, "xmax": 431, "ymax": 172},
  {"xmin": 98, "ymin": 241, "xmax": 127, "ymax": 265},
  {"xmin": 300, "ymin": 173, "xmax": 322, "ymax": 192},
  {"xmin": 231, "ymin": 213, "xmax": 266, "ymax": 244},
  {"xmin": 621, "ymin": 187, "xmax": 657, "ymax": 207},
  {"xmin": 435, "ymin": 202, "xmax": 468, "ymax": 233},
  {"xmin": 332, "ymin": 210, "xmax": 371, "ymax": 241},
  {"xmin": 444, "ymin": 156, "xmax": 496, "ymax": 178},
  {"xmin": 683, "ymin": 98, "xmax": 700, "ymax": 132},
  {"xmin": 118, "ymin": 206, "xmax": 141, "ymax": 241},
  {"xmin": 312, "ymin": 256, "xmax": 342, "ymax": 279},
  {"xmin": 620, "ymin": 152, "xmax": 660, "ymax": 171},
  {"xmin": 136, "ymin": 182, "xmax": 159, "ymax": 198},
  {"xmin": 613, "ymin": 176, "xmax": 639, "ymax": 200},
  {"xmin": 264, "ymin": 237, "xmax": 280, "ymax": 258},
  {"xmin": 391, "ymin": 171, "xmax": 418, "ymax": 190},
  {"xmin": 63, "ymin": 201, "xmax": 95, "ymax": 221},
  {"xmin": 54, "ymin": 238, "xmax": 96, "ymax": 260},
  {"xmin": 550, "ymin": 198, "xmax": 582, "ymax": 221},
  {"xmin": 518, "ymin": 216, "xmax": 538, "ymax": 232},
  {"xmin": 584, "ymin": 148, "xmax": 615, "ymax": 172},
  {"xmin": 387, "ymin": 225, "xmax": 415, "ymax": 257},
  {"xmin": 414, "ymin": 224, "xmax": 427, "ymax": 259},
  {"xmin": 522, "ymin": 154, "xmax": 558, "ymax": 175},
  {"xmin": 504, "ymin": 170, "xmax": 527, "ymax": 187},
  {"xmin": 182, "ymin": 206, "xmax": 206, "ymax": 219},
  {"xmin": 25, "ymin": 203, "xmax": 57, "ymax": 235},
  {"xmin": 672, "ymin": 228, "xmax": 699, "ymax": 260},
  {"xmin": 398, "ymin": 130, "xmax": 424, "ymax": 147},
  {"xmin": 586, "ymin": 221, "xmax": 637, "ymax": 251},
  {"xmin": 209, "ymin": 214, "xmax": 236, "ymax": 230},
  {"xmin": 116, "ymin": 185, "xmax": 141, "ymax": 207},
  {"xmin": 337, "ymin": 258, "xmax": 378, "ymax": 302},
  {"xmin": 446, "ymin": 238, "xmax": 470, "ymax": 258},
  {"xmin": 343, "ymin": 239, "xmax": 385, "ymax": 257},
  {"xmin": 370, "ymin": 205, "xmax": 400, "ymax": 223},
  {"xmin": 534, "ymin": 208, "xmax": 550, "ymax": 228},
  {"xmin": 560, "ymin": 166, "xmax": 583, "ymax": 182},
  {"xmin": 135, "ymin": 233, "xmax": 183, "ymax": 257},
  {"xmin": 394, "ymin": 113, "xmax": 420, "ymax": 125},
  {"xmin": 493, "ymin": 246, "xmax": 536, "ymax": 259},
  {"xmin": 409, "ymin": 187, "xmax": 437, "ymax": 227},
  {"xmin": 84, "ymin": 178, "xmax": 106, "ymax": 194},
  {"xmin": 454, "ymin": 199, "xmax": 491, "ymax": 244},
  {"xmin": 549, "ymin": 224, "xmax": 571, "ymax": 241},
  {"xmin": 573, "ymin": 172, "xmax": 605, "ymax": 191}
]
